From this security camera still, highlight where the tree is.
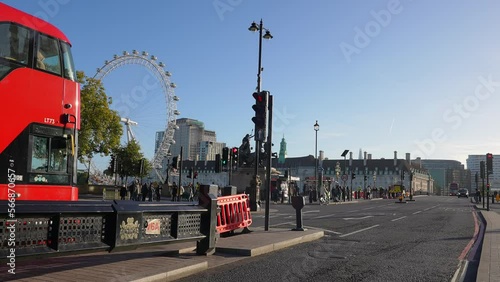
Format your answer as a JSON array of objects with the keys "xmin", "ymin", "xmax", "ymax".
[
  {"xmin": 113, "ymin": 140, "xmax": 151, "ymax": 181},
  {"xmin": 77, "ymin": 71, "xmax": 122, "ymax": 163}
]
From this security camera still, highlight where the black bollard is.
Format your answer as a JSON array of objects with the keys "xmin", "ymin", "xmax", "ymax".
[{"xmin": 291, "ymin": 196, "xmax": 306, "ymax": 231}]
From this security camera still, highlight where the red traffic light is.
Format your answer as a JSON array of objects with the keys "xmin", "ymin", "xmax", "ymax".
[
  {"xmin": 253, "ymin": 92, "xmax": 263, "ymax": 102},
  {"xmin": 232, "ymin": 147, "xmax": 238, "ymax": 154}
]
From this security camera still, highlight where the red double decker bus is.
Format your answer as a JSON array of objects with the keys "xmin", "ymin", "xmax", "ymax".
[{"xmin": 0, "ymin": 3, "xmax": 80, "ymax": 200}]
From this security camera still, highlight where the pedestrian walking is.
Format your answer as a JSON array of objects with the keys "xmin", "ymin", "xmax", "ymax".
[
  {"xmin": 120, "ymin": 185, "xmax": 127, "ymax": 200},
  {"xmin": 147, "ymin": 183, "xmax": 153, "ymax": 202},
  {"xmin": 141, "ymin": 183, "xmax": 148, "ymax": 201},
  {"xmin": 156, "ymin": 182, "xmax": 162, "ymax": 201},
  {"xmin": 171, "ymin": 182, "xmax": 178, "ymax": 201},
  {"xmin": 134, "ymin": 179, "xmax": 141, "ymax": 201}
]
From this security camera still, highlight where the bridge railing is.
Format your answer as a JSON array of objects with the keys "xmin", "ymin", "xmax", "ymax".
[{"xmin": 0, "ymin": 185, "xmax": 218, "ymax": 259}]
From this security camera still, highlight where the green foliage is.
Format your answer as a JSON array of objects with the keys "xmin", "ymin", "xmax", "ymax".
[
  {"xmin": 112, "ymin": 140, "xmax": 151, "ymax": 179},
  {"xmin": 77, "ymin": 71, "xmax": 122, "ymax": 162}
]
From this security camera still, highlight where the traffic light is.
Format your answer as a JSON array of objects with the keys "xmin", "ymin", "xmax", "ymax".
[
  {"xmin": 187, "ymin": 168, "xmax": 193, "ymax": 178},
  {"xmin": 252, "ymin": 91, "xmax": 269, "ymax": 141},
  {"xmin": 231, "ymin": 147, "xmax": 239, "ymax": 163},
  {"xmin": 110, "ymin": 154, "xmax": 116, "ymax": 173},
  {"xmin": 480, "ymin": 161, "xmax": 485, "ymax": 178},
  {"xmin": 171, "ymin": 156, "xmax": 179, "ymax": 169},
  {"xmin": 351, "ymin": 173, "xmax": 356, "ymax": 179},
  {"xmin": 284, "ymin": 169, "xmax": 289, "ymax": 178},
  {"xmin": 222, "ymin": 147, "xmax": 229, "ymax": 165},
  {"xmin": 487, "ymin": 153, "xmax": 493, "ymax": 175},
  {"xmin": 364, "ymin": 175, "xmax": 367, "ymax": 181},
  {"xmin": 215, "ymin": 154, "xmax": 221, "ymax": 173},
  {"xmin": 194, "ymin": 171, "xmax": 198, "ymax": 179}
]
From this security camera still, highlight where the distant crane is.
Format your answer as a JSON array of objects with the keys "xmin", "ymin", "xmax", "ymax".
[{"xmin": 121, "ymin": 117, "xmax": 138, "ymax": 143}]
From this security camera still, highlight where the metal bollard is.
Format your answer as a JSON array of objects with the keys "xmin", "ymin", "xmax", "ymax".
[{"xmin": 291, "ymin": 196, "xmax": 306, "ymax": 231}]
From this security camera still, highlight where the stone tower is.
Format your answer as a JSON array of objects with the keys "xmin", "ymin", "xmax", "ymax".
[{"xmin": 278, "ymin": 135, "xmax": 287, "ymax": 164}]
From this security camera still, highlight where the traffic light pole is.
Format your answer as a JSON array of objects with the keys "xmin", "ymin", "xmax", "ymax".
[
  {"xmin": 179, "ymin": 146, "xmax": 183, "ymax": 200},
  {"xmin": 264, "ymin": 94, "xmax": 273, "ymax": 231},
  {"xmin": 229, "ymin": 154, "xmax": 232, "ymax": 186},
  {"xmin": 481, "ymin": 160, "xmax": 485, "ymax": 208},
  {"xmin": 487, "ymin": 173, "xmax": 490, "ymax": 211}
]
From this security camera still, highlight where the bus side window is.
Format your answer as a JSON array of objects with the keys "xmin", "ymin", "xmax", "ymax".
[
  {"xmin": 36, "ymin": 34, "xmax": 61, "ymax": 75},
  {"xmin": 0, "ymin": 23, "xmax": 30, "ymax": 63},
  {"xmin": 61, "ymin": 42, "xmax": 75, "ymax": 81}
]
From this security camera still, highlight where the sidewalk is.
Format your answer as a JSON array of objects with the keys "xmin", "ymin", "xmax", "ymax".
[
  {"xmin": 476, "ymin": 200, "xmax": 500, "ymax": 282},
  {"xmin": 0, "ymin": 227, "xmax": 324, "ymax": 282}
]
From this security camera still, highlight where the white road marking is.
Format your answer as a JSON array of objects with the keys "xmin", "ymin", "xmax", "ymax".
[
  {"xmin": 299, "ymin": 225, "xmax": 343, "ymax": 235},
  {"xmin": 339, "ymin": 224, "xmax": 380, "ymax": 238},
  {"xmin": 391, "ymin": 216, "xmax": 407, "ymax": 222},
  {"xmin": 303, "ymin": 210, "xmax": 320, "ymax": 214},
  {"xmin": 413, "ymin": 211, "xmax": 422, "ymax": 215},
  {"xmin": 314, "ymin": 214, "xmax": 336, "ymax": 219},
  {"xmin": 343, "ymin": 216, "xmax": 374, "ymax": 220}
]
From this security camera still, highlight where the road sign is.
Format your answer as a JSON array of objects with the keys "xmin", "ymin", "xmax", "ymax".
[{"xmin": 342, "ymin": 174, "xmax": 348, "ymax": 181}]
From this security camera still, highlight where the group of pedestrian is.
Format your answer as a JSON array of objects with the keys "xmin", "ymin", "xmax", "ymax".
[
  {"xmin": 170, "ymin": 182, "xmax": 200, "ymax": 202},
  {"xmin": 120, "ymin": 179, "xmax": 162, "ymax": 201}
]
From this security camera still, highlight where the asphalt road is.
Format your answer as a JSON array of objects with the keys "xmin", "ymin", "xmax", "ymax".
[{"xmin": 179, "ymin": 196, "xmax": 478, "ymax": 282}]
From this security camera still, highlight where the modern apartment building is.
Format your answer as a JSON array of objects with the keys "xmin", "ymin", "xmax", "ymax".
[{"xmin": 166, "ymin": 118, "xmax": 225, "ymax": 161}]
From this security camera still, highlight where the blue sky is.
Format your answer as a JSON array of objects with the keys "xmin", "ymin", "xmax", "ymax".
[{"xmin": 6, "ymin": 0, "xmax": 500, "ymax": 169}]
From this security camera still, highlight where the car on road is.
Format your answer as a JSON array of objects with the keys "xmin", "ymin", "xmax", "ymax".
[{"xmin": 457, "ymin": 188, "xmax": 469, "ymax": 198}]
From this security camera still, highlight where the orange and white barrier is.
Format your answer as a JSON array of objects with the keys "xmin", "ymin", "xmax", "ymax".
[{"xmin": 216, "ymin": 194, "xmax": 252, "ymax": 234}]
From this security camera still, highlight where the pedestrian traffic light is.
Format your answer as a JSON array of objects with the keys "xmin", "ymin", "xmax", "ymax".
[
  {"xmin": 252, "ymin": 91, "xmax": 269, "ymax": 141},
  {"xmin": 486, "ymin": 153, "xmax": 493, "ymax": 175},
  {"xmin": 480, "ymin": 161, "xmax": 485, "ymax": 178},
  {"xmin": 187, "ymin": 168, "xmax": 193, "ymax": 178},
  {"xmin": 231, "ymin": 147, "xmax": 239, "ymax": 163},
  {"xmin": 194, "ymin": 171, "xmax": 198, "ymax": 179},
  {"xmin": 351, "ymin": 173, "xmax": 356, "ymax": 179},
  {"xmin": 364, "ymin": 175, "xmax": 367, "ymax": 181},
  {"xmin": 215, "ymin": 154, "xmax": 221, "ymax": 173},
  {"xmin": 222, "ymin": 147, "xmax": 229, "ymax": 165},
  {"xmin": 171, "ymin": 156, "xmax": 179, "ymax": 169}
]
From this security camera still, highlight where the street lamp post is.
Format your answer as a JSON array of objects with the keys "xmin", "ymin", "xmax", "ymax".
[
  {"xmin": 249, "ymin": 19, "xmax": 273, "ymax": 212},
  {"xmin": 314, "ymin": 120, "xmax": 319, "ymax": 203}
]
